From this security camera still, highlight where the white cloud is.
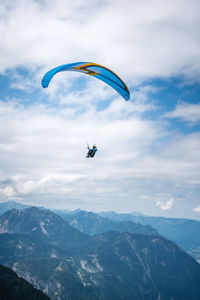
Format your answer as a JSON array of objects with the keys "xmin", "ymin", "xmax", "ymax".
[
  {"xmin": 193, "ymin": 206, "xmax": 200, "ymax": 213},
  {"xmin": 0, "ymin": 0, "xmax": 200, "ymax": 82},
  {"xmin": 0, "ymin": 186, "xmax": 15, "ymax": 197},
  {"xmin": 0, "ymin": 88, "xmax": 157, "ymax": 209},
  {"xmin": 156, "ymin": 198, "xmax": 174, "ymax": 210},
  {"xmin": 0, "ymin": 0, "xmax": 200, "ymax": 218},
  {"xmin": 164, "ymin": 102, "xmax": 200, "ymax": 125},
  {"xmin": 0, "ymin": 92, "xmax": 199, "ymax": 214}
]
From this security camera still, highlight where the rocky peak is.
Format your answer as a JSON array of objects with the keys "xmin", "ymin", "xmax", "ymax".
[{"xmin": 0, "ymin": 207, "xmax": 88, "ymax": 243}]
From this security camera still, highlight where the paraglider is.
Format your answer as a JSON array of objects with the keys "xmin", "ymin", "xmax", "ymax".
[
  {"xmin": 41, "ymin": 62, "xmax": 130, "ymax": 100},
  {"xmin": 41, "ymin": 62, "xmax": 130, "ymax": 159},
  {"xmin": 86, "ymin": 144, "xmax": 97, "ymax": 158}
]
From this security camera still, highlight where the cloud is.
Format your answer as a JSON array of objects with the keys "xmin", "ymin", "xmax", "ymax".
[
  {"xmin": 0, "ymin": 0, "xmax": 200, "ymax": 83},
  {"xmin": 164, "ymin": 102, "xmax": 200, "ymax": 125},
  {"xmin": 156, "ymin": 198, "xmax": 174, "ymax": 210},
  {"xmin": 0, "ymin": 90, "xmax": 199, "ymax": 214},
  {"xmin": 193, "ymin": 206, "xmax": 200, "ymax": 213},
  {"xmin": 0, "ymin": 86, "xmax": 159, "ymax": 209},
  {"xmin": 0, "ymin": 186, "xmax": 15, "ymax": 197},
  {"xmin": 0, "ymin": 0, "xmax": 200, "ymax": 218}
]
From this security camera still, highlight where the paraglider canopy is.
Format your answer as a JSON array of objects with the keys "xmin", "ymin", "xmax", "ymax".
[{"xmin": 41, "ymin": 62, "xmax": 130, "ymax": 100}]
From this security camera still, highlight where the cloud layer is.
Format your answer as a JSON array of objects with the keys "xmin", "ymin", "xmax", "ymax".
[
  {"xmin": 0, "ymin": 91, "xmax": 199, "ymax": 217},
  {"xmin": 1, "ymin": 0, "xmax": 200, "ymax": 82},
  {"xmin": 0, "ymin": 0, "xmax": 200, "ymax": 218}
]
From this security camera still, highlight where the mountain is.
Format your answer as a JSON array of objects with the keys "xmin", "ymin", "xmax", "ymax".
[
  {"xmin": 74, "ymin": 231, "xmax": 200, "ymax": 300},
  {"xmin": 0, "ymin": 201, "xmax": 81, "ymax": 216},
  {"xmin": 0, "ymin": 207, "xmax": 90, "ymax": 266},
  {"xmin": 0, "ymin": 201, "xmax": 30, "ymax": 215},
  {"xmin": 0, "ymin": 207, "xmax": 95, "ymax": 299},
  {"xmin": 99, "ymin": 211, "xmax": 200, "ymax": 262},
  {"xmin": 0, "ymin": 207, "xmax": 200, "ymax": 299},
  {"xmin": 0, "ymin": 264, "xmax": 50, "ymax": 300},
  {"xmin": 0, "ymin": 206, "xmax": 88, "ymax": 243},
  {"xmin": 1, "ymin": 201, "xmax": 200, "ymax": 262},
  {"xmin": 59, "ymin": 210, "xmax": 159, "ymax": 236}
]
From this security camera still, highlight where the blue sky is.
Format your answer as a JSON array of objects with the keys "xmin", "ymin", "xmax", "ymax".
[{"xmin": 0, "ymin": 0, "xmax": 200, "ymax": 219}]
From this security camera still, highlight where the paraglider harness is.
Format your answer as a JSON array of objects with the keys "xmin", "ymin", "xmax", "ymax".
[{"xmin": 86, "ymin": 144, "xmax": 97, "ymax": 158}]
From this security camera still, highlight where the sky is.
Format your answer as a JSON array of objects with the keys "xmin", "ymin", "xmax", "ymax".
[{"xmin": 0, "ymin": 0, "xmax": 200, "ymax": 219}]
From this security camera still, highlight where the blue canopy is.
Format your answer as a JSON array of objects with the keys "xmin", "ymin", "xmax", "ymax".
[{"xmin": 41, "ymin": 62, "xmax": 130, "ymax": 100}]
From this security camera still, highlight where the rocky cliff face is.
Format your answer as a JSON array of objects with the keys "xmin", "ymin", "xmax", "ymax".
[{"xmin": 0, "ymin": 207, "xmax": 200, "ymax": 300}]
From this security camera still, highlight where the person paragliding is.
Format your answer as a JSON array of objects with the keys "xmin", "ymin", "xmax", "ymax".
[
  {"xmin": 86, "ymin": 144, "xmax": 97, "ymax": 158},
  {"xmin": 41, "ymin": 62, "xmax": 130, "ymax": 158}
]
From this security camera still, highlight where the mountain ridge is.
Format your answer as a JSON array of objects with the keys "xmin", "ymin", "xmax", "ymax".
[
  {"xmin": 59, "ymin": 210, "xmax": 159, "ymax": 237},
  {"xmin": 1, "ymin": 201, "xmax": 200, "ymax": 261},
  {"xmin": 0, "ymin": 206, "xmax": 200, "ymax": 299}
]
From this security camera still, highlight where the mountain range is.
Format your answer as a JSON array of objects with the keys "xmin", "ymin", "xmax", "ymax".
[
  {"xmin": 99, "ymin": 211, "xmax": 200, "ymax": 261},
  {"xmin": 0, "ymin": 205, "xmax": 200, "ymax": 299},
  {"xmin": 59, "ymin": 210, "xmax": 159, "ymax": 236},
  {"xmin": 1, "ymin": 201, "xmax": 200, "ymax": 262}
]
